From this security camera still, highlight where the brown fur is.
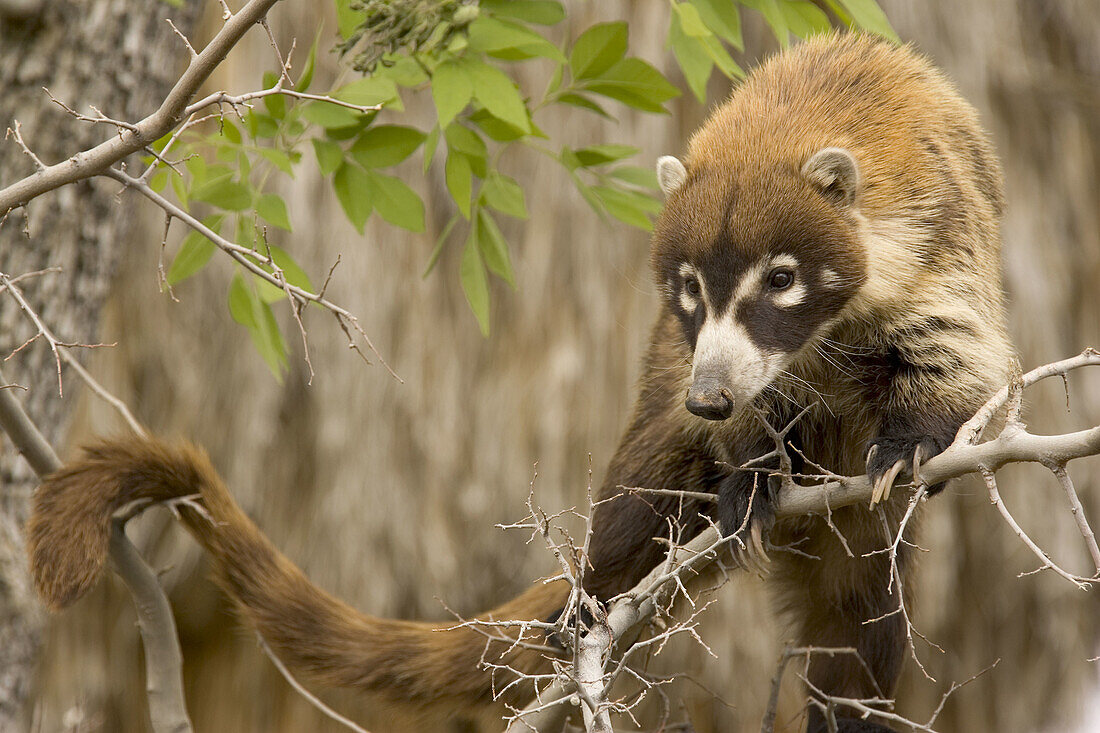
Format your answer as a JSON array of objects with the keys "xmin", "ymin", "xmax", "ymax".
[
  {"xmin": 28, "ymin": 438, "xmax": 565, "ymax": 713},
  {"xmin": 28, "ymin": 34, "xmax": 1013, "ymax": 728},
  {"xmin": 585, "ymin": 33, "xmax": 1012, "ymax": 729}
]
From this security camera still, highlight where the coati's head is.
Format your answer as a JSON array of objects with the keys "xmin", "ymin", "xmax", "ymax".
[{"xmin": 652, "ymin": 148, "xmax": 868, "ymax": 420}]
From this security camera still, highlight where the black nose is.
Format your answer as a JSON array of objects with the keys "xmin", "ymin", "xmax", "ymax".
[{"xmin": 686, "ymin": 380, "xmax": 734, "ymax": 420}]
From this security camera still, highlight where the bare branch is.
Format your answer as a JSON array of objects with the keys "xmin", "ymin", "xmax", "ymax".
[
  {"xmin": 257, "ymin": 635, "xmax": 372, "ymax": 733},
  {"xmin": 102, "ymin": 167, "xmax": 400, "ymax": 381},
  {"xmin": 0, "ymin": 0, "xmax": 283, "ymax": 217},
  {"xmin": 509, "ymin": 352, "xmax": 1100, "ymax": 730},
  {"xmin": 1, "ymin": 270, "xmax": 143, "ymax": 432},
  {"xmin": 0, "ymin": 366, "xmax": 190, "ymax": 733}
]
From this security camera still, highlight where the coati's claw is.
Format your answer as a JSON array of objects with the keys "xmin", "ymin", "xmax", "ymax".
[
  {"xmin": 866, "ymin": 434, "xmax": 951, "ymax": 507},
  {"xmin": 750, "ymin": 522, "xmax": 771, "ymax": 563},
  {"xmin": 870, "ymin": 458, "xmax": 906, "ymax": 507},
  {"xmin": 717, "ymin": 486, "xmax": 775, "ymax": 576}
]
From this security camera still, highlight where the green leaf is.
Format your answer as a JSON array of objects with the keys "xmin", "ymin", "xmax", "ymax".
[
  {"xmin": 296, "ymin": 30, "xmax": 320, "ymax": 92},
  {"xmin": 572, "ymin": 144, "xmax": 639, "ymax": 167},
  {"xmin": 583, "ymin": 58, "xmax": 681, "ymax": 113},
  {"xmin": 323, "ymin": 115, "xmax": 374, "ymax": 141},
  {"xmin": 608, "ymin": 165, "xmax": 660, "ymax": 190},
  {"xmin": 378, "ymin": 55, "xmax": 430, "ymax": 87},
  {"xmin": 236, "ymin": 216, "xmax": 258, "ymax": 249},
  {"xmin": 365, "ymin": 170, "xmax": 425, "ymax": 232},
  {"xmin": 312, "ymin": 138, "xmax": 344, "ymax": 176},
  {"xmin": 424, "ymin": 214, "xmax": 459, "ymax": 277},
  {"xmin": 333, "ymin": 162, "xmax": 372, "ymax": 232},
  {"xmin": 256, "ymin": 193, "xmax": 292, "ymax": 231},
  {"xmin": 469, "ymin": 109, "xmax": 528, "ymax": 142},
  {"xmin": 835, "ymin": 0, "xmax": 899, "ymax": 40},
  {"xmin": 673, "ymin": 2, "xmax": 710, "ymax": 37},
  {"xmin": 432, "ymin": 60, "xmax": 473, "ymax": 128},
  {"xmin": 259, "ymin": 148, "xmax": 294, "ymax": 176},
  {"xmin": 481, "ymin": 0, "xmax": 565, "ymax": 25},
  {"xmin": 460, "ymin": 230, "xmax": 490, "ymax": 335},
  {"xmin": 229, "ymin": 273, "xmax": 287, "ymax": 379},
  {"xmin": 556, "ymin": 92, "xmax": 611, "ymax": 118},
  {"xmin": 350, "ymin": 125, "xmax": 427, "ymax": 168},
  {"xmin": 245, "ymin": 109, "xmax": 280, "ymax": 138},
  {"xmin": 477, "ymin": 209, "xmax": 515, "ymax": 287},
  {"xmin": 743, "ymin": 0, "xmax": 789, "ymax": 46},
  {"xmin": 592, "ymin": 185, "xmax": 661, "ymax": 230},
  {"xmin": 168, "ymin": 215, "xmax": 223, "ymax": 285},
  {"xmin": 443, "ymin": 123, "xmax": 488, "ymax": 160},
  {"xmin": 467, "ymin": 16, "xmax": 566, "ymax": 61},
  {"xmin": 170, "ymin": 169, "xmax": 189, "ymax": 207},
  {"xmin": 335, "ymin": 0, "xmax": 366, "ymax": 40},
  {"xmin": 220, "ymin": 119, "xmax": 242, "ymax": 144},
  {"xmin": 149, "ymin": 170, "xmax": 168, "ymax": 193},
  {"xmin": 254, "ymin": 245, "xmax": 314, "ymax": 302},
  {"xmin": 445, "ymin": 151, "xmax": 473, "ymax": 219},
  {"xmin": 481, "ymin": 173, "xmax": 527, "ymax": 219},
  {"xmin": 335, "ymin": 76, "xmax": 401, "ymax": 109},
  {"xmin": 270, "ymin": 245, "xmax": 312, "ymax": 292},
  {"xmin": 465, "ymin": 58, "xmax": 531, "ymax": 132},
  {"xmin": 692, "ymin": 0, "xmax": 743, "ymax": 48},
  {"xmin": 192, "ymin": 174, "xmax": 252, "ymax": 211},
  {"xmin": 302, "ymin": 101, "xmax": 363, "ymax": 129},
  {"xmin": 669, "ymin": 13, "xmax": 714, "ymax": 101},
  {"xmin": 570, "ymin": 22, "xmax": 628, "ymax": 80},
  {"xmin": 699, "ymin": 32, "xmax": 744, "ymax": 79},
  {"xmin": 423, "ymin": 126, "xmax": 441, "ymax": 171},
  {"xmin": 263, "ymin": 88, "xmax": 287, "ymax": 119},
  {"xmin": 782, "ymin": 1, "xmax": 832, "ymax": 37}
]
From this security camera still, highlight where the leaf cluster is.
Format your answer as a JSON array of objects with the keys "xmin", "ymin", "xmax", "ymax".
[{"xmin": 150, "ymin": 0, "xmax": 898, "ymax": 375}]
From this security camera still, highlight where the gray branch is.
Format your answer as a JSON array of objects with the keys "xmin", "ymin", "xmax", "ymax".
[
  {"xmin": 0, "ymin": 377, "xmax": 193, "ymax": 733},
  {"xmin": 507, "ymin": 350, "xmax": 1100, "ymax": 732},
  {"xmin": 0, "ymin": 0, "xmax": 282, "ymax": 217}
]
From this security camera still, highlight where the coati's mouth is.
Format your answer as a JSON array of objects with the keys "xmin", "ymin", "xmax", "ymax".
[{"xmin": 685, "ymin": 379, "xmax": 734, "ymax": 420}]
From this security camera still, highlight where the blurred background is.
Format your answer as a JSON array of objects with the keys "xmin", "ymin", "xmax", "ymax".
[{"xmin": 2, "ymin": 1, "xmax": 1099, "ymax": 731}]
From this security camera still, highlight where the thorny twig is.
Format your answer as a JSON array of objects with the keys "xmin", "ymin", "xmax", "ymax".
[{"xmin": 504, "ymin": 351, "xmax": 1100, "ymax": 732}]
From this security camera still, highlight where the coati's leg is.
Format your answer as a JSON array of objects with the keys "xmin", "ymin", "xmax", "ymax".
[
  {"xmin": 771, "ymin": 512, "xmax": 910, "ymax": 733},
  {"xmin": 714, "ymin": 427, "xmax": 800, "ymax": 566},
  {"xmin": 582, "ymin": 428, "xmax": 724, "ymax": 600},
  {"xmin": 584, "ymin": 416, "xmax": 779, "ymax": 600}
]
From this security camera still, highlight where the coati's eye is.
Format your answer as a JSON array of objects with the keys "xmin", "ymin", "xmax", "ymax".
[
  {"xmin": 768, "ymin": 268, "xmax": 794, "ymax": 290},
  {"xmin": 684, "ymin": 276, "xmax": 702, "ymax": 297}
]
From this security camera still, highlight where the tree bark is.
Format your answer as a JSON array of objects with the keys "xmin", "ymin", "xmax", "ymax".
[{"xmin": 0, "ymin": 1, "xmax": 198, "ymax": 728}]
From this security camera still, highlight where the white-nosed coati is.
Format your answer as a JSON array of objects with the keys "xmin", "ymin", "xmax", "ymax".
[{"xmin": 27, "ymin": 34, "xmax": 1012, "ymax": 731}]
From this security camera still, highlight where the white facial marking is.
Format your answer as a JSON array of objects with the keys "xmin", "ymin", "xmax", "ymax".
[
  {"xmin": 657, "ymin": 155, "xmax": 688, "ymax": 197},
  {"xmin": 820, "ymin": 268, "xmax": 842, "ymax": 288},
  {"xmin": 730, "ymin": 261, "xmax": 765, "ymax": 308},
  {"xmin": 772, "ymin": 281, "xmax": 806, "ymax": 308},
  {"xmin": 692, "ymin": 308, "xmax": 781, "ymax": 407},
  {"xmin": 770, "ymin": 254, "xmax": 799, "ymax": 270},
  {"xmin": 678, "ymin": 263, "xmax": 704, "ymax": 313}
]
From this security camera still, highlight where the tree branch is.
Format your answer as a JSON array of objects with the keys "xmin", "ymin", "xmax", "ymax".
[
  {"xmin": 506, "ymin": 350, "xmax": 1100, "ymax": 731},
  {"xmin": 0, "ymin": 0, "xmax": 282, "ymax": 217},
  {"xmin": 0, "ymin": 366, "xmax": 192, "ymax": 733}
]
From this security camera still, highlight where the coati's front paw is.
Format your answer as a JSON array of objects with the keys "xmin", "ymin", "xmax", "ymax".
[
  {"xmin": 716, "ymin": 477, "xmax": 775, "ymax": 574},
  {"xmin": 865, "ymin": 434, "xmax": 948, "ymax": 507},
  {"xmin": 544, "ymin": 603, "xmax": 595, "ymax": 651}
]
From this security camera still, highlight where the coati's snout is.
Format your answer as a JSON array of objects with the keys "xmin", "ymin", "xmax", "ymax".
[{"xmin": 685, "ymin": 376, "xmax": 734, "ymax": 420}]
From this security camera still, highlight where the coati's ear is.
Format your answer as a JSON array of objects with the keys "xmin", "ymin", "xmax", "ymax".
[
  {"xmin": 802, "ymin": 147, "xmax": 860, "ymax": 206},
  {"xmin": 656, "ymin": 155, "xmax": 687, "ymax": 197}
]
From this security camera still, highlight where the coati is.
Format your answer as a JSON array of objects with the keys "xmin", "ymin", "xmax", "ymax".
[{"xmin": 27, "ymin": 34, "xmax": 1012, "ymax": 731}]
